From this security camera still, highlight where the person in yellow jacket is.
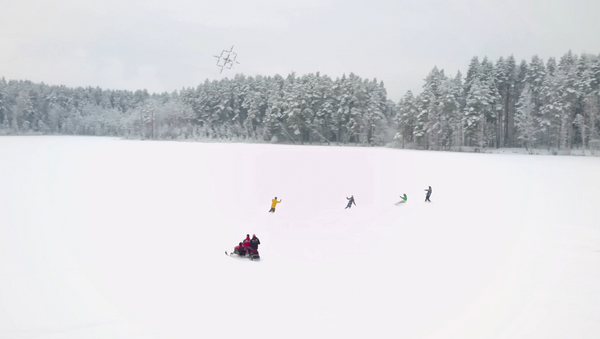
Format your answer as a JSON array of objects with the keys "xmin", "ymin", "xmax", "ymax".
[{"xmin": 269, "ymin": 197, "xmax": 282, "ymax": 213}]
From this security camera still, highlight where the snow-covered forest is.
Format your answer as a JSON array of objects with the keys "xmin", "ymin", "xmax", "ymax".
[
  {"xmin": 1, "ymin": 50, "xmax": 599, "ymax": 151},
  {"xmin": 0, "ymin": 73, "xmax": 394, "ymax": 145},
  {"xmin": 397, "ymin": 51, "xmax": 600, "ymax": 152}
]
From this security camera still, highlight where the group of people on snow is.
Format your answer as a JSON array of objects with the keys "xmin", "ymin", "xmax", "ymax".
[
  {"xmin": 233, "ymin": 234, "xmax": 261, "ymax": 256},
  {"xmin": 345, "ymin": 186, "xmax": 431, "ymax": 208},
  {"xmin": 268, "ymin": 187, "xmax": 432, "ymax": 213},
  {"xmin": 230, "ymin": 188, "xmax": 432, "ymax": 257}
]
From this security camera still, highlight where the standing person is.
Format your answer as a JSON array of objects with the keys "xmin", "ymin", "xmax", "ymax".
[
  {"xmin": 345, "ymin": 195, "xmax": 356, "ymax": 209},
  {"xmin": 424, "ymin": 186, "xmax": 432, "ymax": 202},
  {"xmin": 269, "ymin": 197, "xmax": 282, "ymax": 213}
]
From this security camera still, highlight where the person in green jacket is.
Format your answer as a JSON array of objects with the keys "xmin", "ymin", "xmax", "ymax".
[{"xmin": 396, "ymin": 193, "xmax": 407, "ymax": 204}]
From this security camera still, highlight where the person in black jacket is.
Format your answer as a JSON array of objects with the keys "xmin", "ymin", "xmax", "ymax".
[
  {"xmin": 424, "ymin": 186, "xmax": 432, "ymax": 202},
  {"xmin": 345, "ymin": 195, "xmax": 356, "ymax": 209},
  {"xmin": 249, "ymin": 234, "xmax": 260, "ymax": 251}
]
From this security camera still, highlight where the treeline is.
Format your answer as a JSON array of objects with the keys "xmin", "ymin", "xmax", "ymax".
[
  {"xmin": 1, "ymin": 50, "xmax": 599, "ymax": 152},
  {"xmin": 396, "ymin": 51, "xmax": 600, "ymax": 151},
  {"xmin": 0, "ymin": 73, "xmax": 395, "ymax": 145}
]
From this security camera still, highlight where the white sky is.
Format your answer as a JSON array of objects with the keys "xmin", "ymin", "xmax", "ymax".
[{"xmin": 1, "ymin": 0, "xmax": 599, "ymax": 100}]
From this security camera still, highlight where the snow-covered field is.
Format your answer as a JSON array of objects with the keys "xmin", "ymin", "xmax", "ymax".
[{"xmin": 1, "ymin": 136, "xmax": 599, "ymax": 339}]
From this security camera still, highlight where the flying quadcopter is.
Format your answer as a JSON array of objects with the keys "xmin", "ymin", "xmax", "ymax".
[{"xmin": 213, "ymin": 45, "xmax": 240, "ymax": 73}]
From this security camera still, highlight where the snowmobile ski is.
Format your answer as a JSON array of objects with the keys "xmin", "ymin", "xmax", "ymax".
[{"xmin": 225, "ymin": 250, "xmax": 260, "ymax": 261}]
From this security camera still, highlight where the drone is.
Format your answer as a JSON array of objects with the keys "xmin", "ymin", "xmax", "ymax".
[{"xmin": 213, "ymin": 45, "xmax": 240, "ymax": 73}]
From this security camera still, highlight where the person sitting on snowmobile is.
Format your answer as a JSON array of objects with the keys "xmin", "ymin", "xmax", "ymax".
[
  {"xmin": 249, "ymin": 234, "xmax": 260, "ymax": 251},
  {"xmin": 242, "ymin": 234, "xmax": 251, "ymax": 249},
  {"xmin": 345, "ymin": 195, "xmax": 356, "ymax": 209},
  {"xmin": 234, "ymin": 242, "xmax": 246, "ymax": 256}
]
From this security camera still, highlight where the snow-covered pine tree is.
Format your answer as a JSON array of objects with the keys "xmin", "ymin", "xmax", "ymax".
[
  {"xmin": 483, "ymin": 66, "xmax": 503, "ymax": 148},
  {"xmin": 232, "ymin": 74, "xmax": 250, "ymax": 136},
  {"xmin": 464, "ymin": 56, "xmax": 480, "ymax": 96},
  {"xmin": 416, "ymin": 67, "xmax": 445, "ymax": 149},
  {"xmin": 574, "ymin": 55, "xmax": 596, "ymax": 148},
  {"xmin": 13, "ymin": 91, "xmax": 35, "ymax": 132},
  {"xmin": 452, "ymin": 71, "xmax": 465, "ymax": 148},
  {"xmin": 478, "ymin": 57, "xmax": 495, "ymax": 89},
  {"xmin": 263, "ymin": 75, "xmax": 285, "ymax": 142},
  {"xmin": 243, "ymin": 91, "xmax": 262, "ymax": 139},
  {"xmin": 584, "ymin": 92, "xmax": 600, "ymax": 150},
  {"xmin": 574, "ymin": 113, "xmax": 587, "ymax": 149},
  {"xmin": 415, "ymin": 89, "xmax": 433, "ymax": 149},
  {"xmin": 592, "ymin": 54, "xmax": 600, "ymax": 92},
  {"xmin": 395, "ymin": 91, "xmax": 418, "ymax": 148},
  {"xmin": 0, "ymin": 78, "xmax": 7, "ymax": 132},
  {"xmin": 362, "ymin": 78, "xmax": 387, "ymax": 145},
  {"xmin": 505, "ymin": 55, "xmax": 518, "ymax": 146},
  {"xmin": 558, "ymin": 50, "xmax": 576, "ymax": 71},
  {"xmin": 299, "ymin": 73, "xmax": 325, "ymax": 144},
  {"xmin": 196, "ymin": 80, "xmax": 217, "ymax": 133},
  {"xmin": 525, "ymin": 55, "xmax": 546, "ymax": 112},
  {"xmin": 437, "ymin": 73, "xmax": 462, "ymax": 149},
  {"xmin": 549, "ymin": 69, "xmax": 571, "ymax": 150},
  {"xmin": 515, "ymin": 84, "xmax": 539, "ymax": 152},
  {"xmin": 463, "ymin": 77, "xmax": 491, "ymax": 148},
  {"xmin": 376, "ymin": 80, "xmax": 394, "ymax": 145},
  {"xmin": 329, "ymin": 75, "xmax": 345, "ymax": 143},
  {"xmin": 539, "ymin": 70, "xmax": 560, "ymax": 149},
  {"xmin": 313, "ymin": 74, "xmax": 335, "ymax": 144},
  {"xmin": 494, "ymin": 57, "xmax": 509, "ymax": 147},
  {"xmin": 560, "ymin": 54, "xmax": 580, "ymax": 149},
  {"xmin": 546, "ymin": 57, "xmax": 557, "ymax": 77},
  {"xmin": 504, "ymin": 59, "xmax": 527, "ymax": 146},
  {"xmin": 281, "ymin": 72, "xmax": 303, "ymax": 143},
  {"xmin": 345, "ymin": 74, "xmax": 366, "ymax": 144}
]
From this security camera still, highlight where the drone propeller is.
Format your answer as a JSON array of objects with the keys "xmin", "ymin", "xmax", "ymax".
[{"xmin": 214, "ymin": 45, "xmax": 240, "ymax": 73}]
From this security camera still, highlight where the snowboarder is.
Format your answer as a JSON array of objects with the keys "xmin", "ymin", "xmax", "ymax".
[
  {"xmin": 269, "ymin": 197, "xmax": 282, "ymax": 213},
  {"xmin": 424, "ymin": 186, "xmax": 432, "ymax": 202},
  {"xmin": 398, "ymin": 193, "xmax": 407, "ymax": 203},
  {"xmin": 345, "ymin": 195, "xmax": 356, "ymax": 209},
  {"xmin": 249, "ymin": 234, "xmax": 260, "ymax": 251}
]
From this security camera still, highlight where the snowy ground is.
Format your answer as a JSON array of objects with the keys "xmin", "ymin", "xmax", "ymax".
[{"xmin": 1, "ymin": 136, "xmax": 599, "ymax": 339}]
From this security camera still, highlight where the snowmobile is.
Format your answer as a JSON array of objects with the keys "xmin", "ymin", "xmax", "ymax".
[{"xmin": 225, "ymin": 248, "xmax": 260, "ymax": 261}]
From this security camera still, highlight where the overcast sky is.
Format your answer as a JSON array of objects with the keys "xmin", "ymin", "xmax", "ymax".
[{"xmin": 1, "ymin": 0, "xmax": 599, "ymax": 100}]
